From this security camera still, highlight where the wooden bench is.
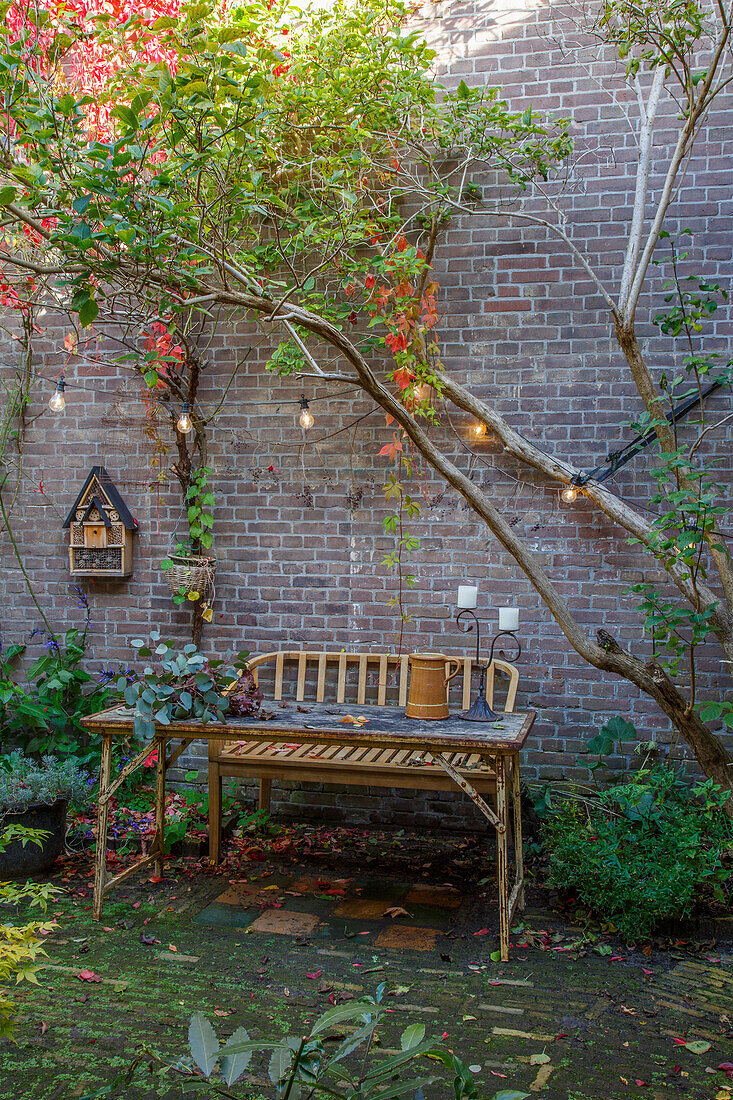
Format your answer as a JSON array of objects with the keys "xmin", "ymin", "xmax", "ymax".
[{"xmin": 207, "ymin": 649, "xmax": 519, "ymax": 860}]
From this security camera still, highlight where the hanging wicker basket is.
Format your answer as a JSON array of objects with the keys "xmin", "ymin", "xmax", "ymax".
[{"xmin": 162, "ymin": 554, "xmax": 216, "ymax": 599}]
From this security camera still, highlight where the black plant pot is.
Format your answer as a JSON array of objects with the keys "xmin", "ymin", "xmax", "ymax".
[{"xmin": 0, "ymin": 799, "xmax": 67, "ymax": 878}]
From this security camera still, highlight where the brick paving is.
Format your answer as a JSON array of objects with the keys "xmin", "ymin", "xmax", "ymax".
[{"xmin": 3, "ymin": 852, "xmax": 732, "ymax": 1099}]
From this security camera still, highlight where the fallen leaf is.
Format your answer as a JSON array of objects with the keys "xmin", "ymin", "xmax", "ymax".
[
  {"xmin": 75, "ymin": 969, "xmax": 103, "ymax": 983},
  {"xmin": 339, "ymin": 715, "xmax": 370, "ymax": 726},
  {"xmin": 168, "ymin": 944, "xmax": 178, "ymax": 953},
  {"xmin": 473, "ymin": 928, "xmax": 491, "ymax": 937},
  {"xmin": 213, "ymin": 1009, "xmax": 231, "ymax": 1017},
  {"xmin": 306, "ymin": 970, "xmax": 323, "ymax": 980},
  {"xmin": 684, "ymin": 1040, "xmax": 711, "ymax": 1055},
  {"xmin": 384, "ymin": 906, "xmax": 411, "ymax": 919},
  {"xmin": 39, "ymin": 1021, "xmax": 49, "ymax": 1036},
  {"xmin": 530, "ymin": 1052, "xmax": 551, "ymax": 1065}
]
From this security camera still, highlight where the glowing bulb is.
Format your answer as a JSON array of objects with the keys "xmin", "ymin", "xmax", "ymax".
[
  {"xmin": 298, "ymin": 396, "xmax": 314, "ymax": 429},
  {"xmin": 561, "ymin": 485, "xmax": 579, "ymax": 504},
  {"xmin": 177, "ymin": 403, "xmax": 193, "ymax": 434},
  {"xmin": 472, "ymin": 421, "xmax": 486, "ymax": 438},
  {"xmin": 49, "ymin": 378, "xmax": 66, "ymax": 412}
]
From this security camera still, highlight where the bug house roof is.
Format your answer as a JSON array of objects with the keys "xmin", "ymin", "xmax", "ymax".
[{"xmin": 62, "ymin": 467, "xmax": 138, "ymax": 530}]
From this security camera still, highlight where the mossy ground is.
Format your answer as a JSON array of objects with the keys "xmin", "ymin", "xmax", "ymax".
[{"xmin": 1, "ymin": 828, "xmax": 731, "ymax": 1099}]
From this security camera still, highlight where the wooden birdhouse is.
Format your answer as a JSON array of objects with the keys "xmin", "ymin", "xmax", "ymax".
[{"xmin": 63, "ymin": 467, "xmax": 137, "ymax": 578}]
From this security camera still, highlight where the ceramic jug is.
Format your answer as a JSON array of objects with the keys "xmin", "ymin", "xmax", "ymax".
[{"xmin": 405, "ymin": 652, "xmax": 461, "ymax": 720}]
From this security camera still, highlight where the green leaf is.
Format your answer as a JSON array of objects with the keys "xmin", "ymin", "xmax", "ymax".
[
  {"xmin": 111, "ymin": 104, "xmax": 139, "ymax": 131},
  {"xmin": 78, "ymin": 297, "xmax": 99, "ymax": 328},
  {"xmin": 220, "ymin": 1027, "xmax": 252, "ymax": 1085},
  {"xmin": 268, "ymin": 1044, "xmax": 292, "ymax": 1086},
  {"xmin": 188, "ymin": 1014, "xmax": 219, "ymax": 1076},
  {"xmin": 310, "ymin": 1001, "xmax": 384, "ymax": 1035},
  {"xmin": 400, "ymin": 1023, "xmax": 426, "ymax": 1051},
  {"xmin": 456, "ymin": 79, "xmax": 470, "ymax": 99}
]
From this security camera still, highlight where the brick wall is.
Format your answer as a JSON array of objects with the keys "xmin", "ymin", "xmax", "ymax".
[{"xmin": 1, "ymin": 0, "xmax": 732, "ymax": 828}]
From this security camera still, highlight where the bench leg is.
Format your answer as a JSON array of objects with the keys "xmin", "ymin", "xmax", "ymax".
[
  {"xmin": 259, "ymin": 778, "xmax": 272, "ymax": 813},
  {"xmin": 208, "ymin": 760, "xmax": 222, "ymax": 864}
]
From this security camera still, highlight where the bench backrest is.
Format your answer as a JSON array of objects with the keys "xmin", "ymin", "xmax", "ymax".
[{"xmin": 247, "ymin": 651, "xmax": 518, "ymax": 714}]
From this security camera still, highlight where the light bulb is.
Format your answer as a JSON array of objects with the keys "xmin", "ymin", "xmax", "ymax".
[
  {"xmin": 177, "ymin": 403, "xmax": 193, "ymax": 434},
  {"xmin": 298, "ymin": 396, "xmax": 314, "ymax": 429},
  {"xmin": 472, "ymin": 421, "xmax": 486, "ymax": 438},
  {"xmin": 561, "ymin": 485, "xmax": 579, "ymax": 503},
  {"xmin": 49, "ymin": 378, "xmax": 66, "ymax": 412}
]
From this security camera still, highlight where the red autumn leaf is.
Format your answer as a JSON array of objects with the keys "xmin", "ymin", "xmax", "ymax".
[
  {"xmin": 147, "ymin": 875, "xmax": 163, "ymax": 883},
  {"xmin": 635, "ymin": 1081, "xmax": 648, "ymax": 1087},
  {"xmin": 75, "ymin": 969, "xmax": 103, "ymax": 983},
  {"xmin": 378, "ymin": 433, "xmax": 403, "ymax": 460},
  {"xmin": 365, "ymin": 274, "xmax": 375, "ymax": 289},
  {"xmin": 473, "ymin": 928, "xmax": 491, "ymax": 936},
  {"xmin": 324, "ymin": 888, "xmax": 346, "ymax": 896},
  {"xmin": 393, "ymin": 366, "xmax": 414, "ymax": 390},
  {"xmin": 306, "ymin": 969, "xmax": 323, "ymax": 979}
]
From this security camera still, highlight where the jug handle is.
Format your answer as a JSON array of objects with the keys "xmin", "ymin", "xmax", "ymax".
[{"xmin": 443, "ymin": 658, "xmax": 462, "ymax": 686}]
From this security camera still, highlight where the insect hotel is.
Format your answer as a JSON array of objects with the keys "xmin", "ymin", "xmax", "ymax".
[{"xmin": 63, "ymin": 466, "xmax": 137, "ymax": 578}]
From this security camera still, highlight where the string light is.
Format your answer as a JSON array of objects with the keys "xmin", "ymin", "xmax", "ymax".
[
  {"xmin": 176, "ymin": 402, "xmax": 193, "ymax": 434},
  {"xmin": 560, "ymin": 485, "xmax": 579, "ymax": 503},
  {"xmin": 298, "ymin": 395, "xmax": 314, "ymax": 429},
  {"xmin": 49, "ymin": 377, "xmax": 66, "ymax": 413},
  {"xmin": 472, "ymin": 421, "xmax": 487, "ymax": 439}
]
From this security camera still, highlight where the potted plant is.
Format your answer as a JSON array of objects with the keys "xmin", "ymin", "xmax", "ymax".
[
  {"xmin": 0, "ymin": 751, "xmax": 91, "ymax": 877},
  {"xmin": 161, "ymin": 466, "xmax": 216, "ymax": 621}
]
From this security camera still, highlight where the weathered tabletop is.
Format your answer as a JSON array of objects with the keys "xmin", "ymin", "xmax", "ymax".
[{"xmin": 82, "ymin": 702, "xmax": 534, "ymax": 754}]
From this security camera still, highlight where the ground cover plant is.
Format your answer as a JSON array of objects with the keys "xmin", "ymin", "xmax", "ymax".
[
  {"xmin": 0, "ymin": 824, "xmax": 58, "ymax": 1040},
  {"xmin": 1, "ymin": 0, "xmax": 733, "ymax": 809}
]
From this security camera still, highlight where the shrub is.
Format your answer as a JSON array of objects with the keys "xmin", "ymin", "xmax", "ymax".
[
  {"xmin": 0, "ymin": 750, "xmax": 92, "ymax": 813},
  {"xmin": 0, "ymin": 628, "xmax": 111, "ymax": 768},
  {"xmin": 543, "ymin": 764, "xmax": 732, "ymax": 940}
]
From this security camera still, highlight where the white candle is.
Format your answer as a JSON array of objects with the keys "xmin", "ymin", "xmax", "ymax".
[
  {"xmin": 457, "ymin": 585, "xmax": 478, "ymax": 609},
  {"xmin": 499, "ymin": 607, "xmax": 519, "ymax": 631}
]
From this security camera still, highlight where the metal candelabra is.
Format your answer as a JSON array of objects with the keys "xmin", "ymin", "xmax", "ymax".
[{"xmin": 455, "ymin": 609, "xmax": 522, "ymax": 722}]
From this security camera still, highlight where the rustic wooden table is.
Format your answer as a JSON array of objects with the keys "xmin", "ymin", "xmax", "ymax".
[{"xmin": 82, "ymin": 704, "xmax": 535, "ymax": 960}]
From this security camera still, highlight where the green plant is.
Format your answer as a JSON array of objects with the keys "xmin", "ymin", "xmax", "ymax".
[
  {"xmin": 0, "ymin": 628, "xmax": 111, "ymax": 767},
  {"xmin": 0, "ymin": 749, "xmax": 92, "ymax": 813},
  {"xmin": 161, "ymin": 466, "xmax": 217, "ymax": 611},
  {"xmin": 0, "ymin": 824, "xmax": 59, "ymax": 1040},
  {"xmin": 543, "ymin": 763, "xmax": 733, "ymax": 939},
  {"xmin": 121, "ymin": 633, "xmax": 255, "ymax": 738},
  {"xmin": 85, "ymin": 987, "xmax": 495, "ymax": 1099}
]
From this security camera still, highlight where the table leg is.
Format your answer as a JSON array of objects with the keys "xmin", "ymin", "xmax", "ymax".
[
  {"xmin": 92, "ymin": 734, "xmax": 113, "ymax": 922},
  {"xmin": 154, "ymin": 735, "xmax": 166, "ymax": 878},
  {"xmin": 208, "ymin": 750, "xmax": 222, "ymax": 864},
  {"xmin": 495, "ymin": 755, "xmax": 510, "ymax": 962},
  {"xmin": 512, "ymin": 755, "xmax": 525, "ymax": 909}
]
